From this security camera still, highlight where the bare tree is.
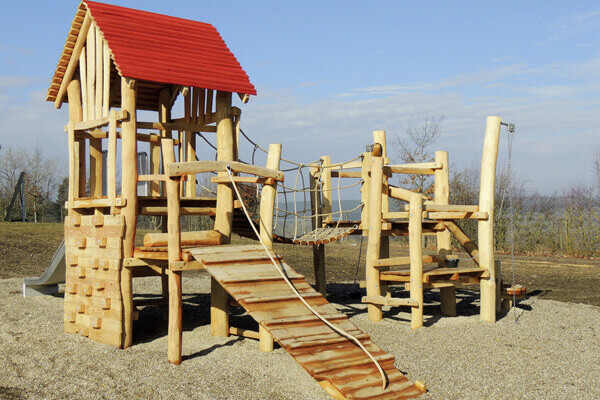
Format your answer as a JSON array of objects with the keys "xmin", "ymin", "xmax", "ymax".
[
  {"xmin": 392, "ymin": 114, "xmax": 445, "ymax": 194},
  {"xmin": 0, "ymin": 145, "xmax": 58, "ymax": 222}
]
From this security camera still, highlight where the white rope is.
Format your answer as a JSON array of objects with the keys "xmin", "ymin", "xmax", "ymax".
[{"xmin": 226, "ymin": 166, "xmax": 388, "ymax": 390}]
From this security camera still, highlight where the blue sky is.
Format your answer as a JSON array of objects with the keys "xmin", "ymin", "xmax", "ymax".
[{"xmin": 1, "ymin": 1, "xmax": 600, "ymax": 193}]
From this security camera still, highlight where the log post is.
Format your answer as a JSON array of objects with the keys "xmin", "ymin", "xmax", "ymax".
[
  {"xmin": 409, "ymin": 192, "xmax": 424, "ymax": 329},
  {"xmin": 186, "ymin": 89, "xmax": 198, "ymax": 197},
  {"xmin": 120, "ymin": 77, "xmax": 137, "ymax": 348},
  {"xmin": 435, "ymin": 151, "xmax": 455, "ymax": 316},
  {"xmin": 258, "ymin": 143, "xmax": 281, "ymax": 352},
  {"xmin": 321, "ymin": 156, "xmax": 332, "ymax": 224},
  {"xmin": 360, "ymin": 151, "xmax": 372, "ymax": 232},
  {"xmin": 211, "ymin": 91, "xmax": 234, "ymax": 338},
  {"xmin": 259, "ymin": 144, "xmax": 282, "ymax": 248},
  {"xmin": 373, "ymin": 130, "xmax": 390, "ymax": 298},
  {"xmin": 309, "ymin": 164, "xmax": 326, "ymax": 296},
  {"xmin": 366, "ymin": 142, "xmax": 384, "ymax": 322},
  {"xmin": 214, "ymin": 91, "xmax": 234, "ymax": 241},
  {"xmin": 162, "ymin": 139, "xmax": 183, "ymax": 364},
  {"xmin": 479, "ymin": 116, "xmax": 502, "ymax": 323},
  {"xmin": 67, "ymin": 79, "xmax": 83, "ymax": 211}
]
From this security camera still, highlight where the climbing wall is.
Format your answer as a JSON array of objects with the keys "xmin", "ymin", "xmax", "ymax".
[
  {"xmin": 63, "ymin": 214, "xmax": 125, "ymax": 347},
  {"xmin": 191, "ymin": 245, "xmax": 425, "ymax": 400}
]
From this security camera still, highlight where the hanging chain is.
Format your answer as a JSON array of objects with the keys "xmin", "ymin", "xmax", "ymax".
[{"xmin": 504, "ymin": 124, "xmax": 518, "ymax": 322}]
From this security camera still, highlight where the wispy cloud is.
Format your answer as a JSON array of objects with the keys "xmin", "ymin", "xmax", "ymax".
[
  {"xmin": 0, "ymin": 75, "xmax": 41, "ymax": 89},
  {"xmin": 548, "ymin": 10, "xmax": 600, "ymax": 42}
]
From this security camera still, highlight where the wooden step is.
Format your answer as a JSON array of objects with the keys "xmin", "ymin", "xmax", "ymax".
[
  {"xmin": 263, "ymin": 313, "xmax": 348, "ymax": 327},
  {"xmin": 362, "ymin": 296, "xmax": 418, "ymax": 307}
]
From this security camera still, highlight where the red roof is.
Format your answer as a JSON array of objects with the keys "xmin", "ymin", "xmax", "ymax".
[{"xmin": 84, "ymin": 1, "xmax": 256, "ymax": 95}]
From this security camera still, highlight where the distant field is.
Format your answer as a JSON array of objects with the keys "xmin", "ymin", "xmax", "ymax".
[{"xmin": 1, "ymin": 221, "xmax": 599, "ymax": 306}]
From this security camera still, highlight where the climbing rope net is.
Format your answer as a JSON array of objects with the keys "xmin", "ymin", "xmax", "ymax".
[{"xmin": 193, "ymin": 128, "xmax": 365, "ymax": 243}]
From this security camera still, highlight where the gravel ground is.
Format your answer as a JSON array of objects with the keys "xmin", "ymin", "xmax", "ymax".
[{"xmin": 1, "ymin": 275, "xmax": 599, "ymax": 400}]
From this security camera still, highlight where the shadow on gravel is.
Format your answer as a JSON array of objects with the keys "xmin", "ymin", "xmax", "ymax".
[
  {"xmin": 132, "ymin": 292, "xmax": 212, "ymax": 345},
  {"xmin": 182, "ymin": 337, "xmax": 245, "ymax": 361},
  {"xmin": 325, "ymin": 283, "xmax": 492, "ymax": 327},
  {"xmin": 0, "ymin": 386, "xmax": 26, "ymax": 400}
]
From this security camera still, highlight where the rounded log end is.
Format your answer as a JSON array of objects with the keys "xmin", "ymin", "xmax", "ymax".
[{"xmin": 372, "ymin": 143, "xmax": 383, "ymax": 157}]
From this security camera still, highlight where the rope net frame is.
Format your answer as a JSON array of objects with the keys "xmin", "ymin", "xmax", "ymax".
[
  {"xmin": 182, "ymin": 126, "xmax": 365, "ymax": 243},
  {"xmin": 238, "ymin": 129, "xmax": 364, "ymax": 242}
]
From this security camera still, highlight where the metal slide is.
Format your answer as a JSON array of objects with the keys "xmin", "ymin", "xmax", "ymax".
[{"xmin": 23, "ymin": 239, "xmax": 66, "ymax": 297}]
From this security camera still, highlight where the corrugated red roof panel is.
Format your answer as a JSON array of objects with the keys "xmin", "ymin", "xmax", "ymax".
[{"xmin": 84, "ymin": 0, "xmax": 256, "ymax": 95}]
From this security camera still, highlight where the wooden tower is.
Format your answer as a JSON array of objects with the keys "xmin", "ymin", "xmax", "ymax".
[{"xmin": 46, "ymin": 1, "xmax": 256, "ymax": 351}]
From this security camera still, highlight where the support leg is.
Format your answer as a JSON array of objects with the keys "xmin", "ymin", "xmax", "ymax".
[
  {"xmin": 409, "ymin": 193, "xmax": 424, "ymax": 329},
  {"xmin": 313, "ymin": 244, "xmax": 326, "ymax": 296},
  {"xmin": 440, "ymin": 286, "xmax": 456, "ymax": 316},
  {"xmin": 211, "ymin": 277, "xmax": 230, "ymax": 337},
  {"xmin": 259, "ymin": 325, "xmax": 274, "ymax": 352},
  {"xmin": 121, "ymin": 268, "xmax": 133, "ymax": 348},
  {"xmin": 167, "ymin": 270, "xmax": 182, "ymax": 364}
]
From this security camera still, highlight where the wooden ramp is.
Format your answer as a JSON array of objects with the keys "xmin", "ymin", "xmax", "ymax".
[{"xmin": 190, "ymin": 245, "xmax": 424, "ymax": 400}]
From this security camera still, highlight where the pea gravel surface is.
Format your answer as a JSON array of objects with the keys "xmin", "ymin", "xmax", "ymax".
[{"xmin": 1, "ymin": 275, "xmax": 599, "ymax": 400}]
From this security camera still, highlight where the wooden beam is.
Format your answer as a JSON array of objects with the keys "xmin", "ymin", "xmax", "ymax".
[
  {"xmin": 383, "ymin": 161, "xmax": 442, "ymax": 175},
  {"xmin": 144, "ymin": 230, "xmax": 221, "ymax": 247},
  {"xmin": 211, "ymin": 176, "xmax": 276, "ymax": 185},
  {"xmin": 167, "ymin": 160, "xmax": 284, "ymax": 181},
  {"xmin": 136, "ymin": 121, "xmax": 217, "ymax": 132},
  {"xmin": 362, "ymin": 296, "xmax": 418, "ymax": 307},
  {"xmin": 55, "ymin": 11, "xmax": 92, "ymax": 108},
  {"xmin": 65, "ymin": 110, "xmax": 129, "ymax": 131}
]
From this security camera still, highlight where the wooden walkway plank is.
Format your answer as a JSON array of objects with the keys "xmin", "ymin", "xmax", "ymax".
[{"xmin": 190, "ymin": 244, "xmax": 424, "ymax": 400}]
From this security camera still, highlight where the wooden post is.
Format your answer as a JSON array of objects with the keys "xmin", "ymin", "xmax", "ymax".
[
  {"xmin": 309, "ymin": 165, "xmax": 326, "ymax": 296},
  {"xmin": 366, "ymin": 143, "xmax": 384, "ymax": 322},
  {"xmin": 120, "ymin": 77, "xmax": 137, "ymax": 348},
  {"xmin": 162, "ymin": 139, "xmax": 183, "ymax": 364},
  {"xmin": 409, "ymin": 193, "xmax": 424, "ymax": 329},
  {"xmin": 258, "ymin": 143, "xmax": 281, "ymax": 352},
  {"xmin": 211, "ymin": 91, "xmax": 233, "ymax": 338},
  {"xmin": 435, "ymin": 151, "xmax": 455, "ymax": 316},
  {"xmin": 211, "ymin": 277, "xmax": 230, "ymax": 337},
  {"xmin": 321, "ymin": 156, "xmax": 332, "ymax": 224},
  {"xmin": 213, "ymin": 91, "xmax": 234, "ymax": 241},
  {"xmin": 373, "ymin": 131, "xmax": 390, "ymax": 298},
  {"xmin": 360, "ymin": 151, "xmax": 372, "ymax": 232},
  {"xmin": 186, "ymin": 89, "xmax": 198, "ymax": 197},
  {"xmin": 107, "ymin": 110, "xmax": 117, "ymax": 206},
  {"xmin": 67, "ymin": 79, "xmax": 83, "ymax": 207},
  {"xmin": 478, "ymin": 116, "xmax": 502, "ymax": 323},
  {"xmin": 259, "ymin": 144, "xmax": 282, "ymax": 248},
  {"xmin": 495, "ymin": 260, "xmax": 502, "ymax": 313},
  {"xmin": 151, "ymin": 88, "xmax": 172, "ymax": 197}
]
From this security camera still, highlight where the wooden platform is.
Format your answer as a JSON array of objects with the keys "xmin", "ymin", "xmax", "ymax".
[
  {"xmin": 293, "ymin": 226, "xmax": 357, "ymax": 245},
  {"xmin": 380, "ymin": 266, "xmax": 487, "ymax": 284},
  {"xmin": 191, "ymin": 245, "xmax": 424, "ymax": 400}
]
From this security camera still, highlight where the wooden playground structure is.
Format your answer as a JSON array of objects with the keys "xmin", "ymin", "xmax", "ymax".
[{"xmin": 43, "ymin": 2, "xmax": 511, "ymax": 399}]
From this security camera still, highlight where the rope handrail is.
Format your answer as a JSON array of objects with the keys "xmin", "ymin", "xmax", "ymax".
[
  {"xmin": 274, "ymin": 202, "xmax": 363, "ymax": 219},
  {"xmin": 278, "ymin": 179, "xmax": 363, "ymax": 193},
  {"xmin": 226, "ymin": 165, "xmax": 388, "ymax": 390}
]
